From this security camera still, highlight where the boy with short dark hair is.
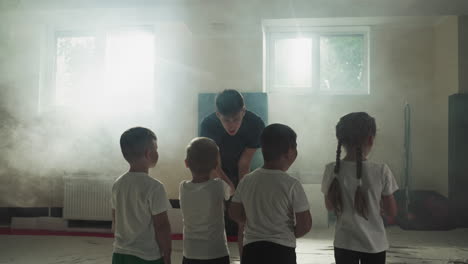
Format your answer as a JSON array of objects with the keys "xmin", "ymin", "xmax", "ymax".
[
  {"xmin": 179, "ymin": 137, "xmax": 235, "ymax": 264},
  {"xmin": 229, "ymin": 124, "xmax": 312, "ymax": 264},
  {"xmin": 112, "ymin": 127, "xmax": 172, "ymax": 264}
]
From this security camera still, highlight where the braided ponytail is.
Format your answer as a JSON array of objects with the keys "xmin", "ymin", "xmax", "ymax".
[
  {"xmin": 334, "ymin": 112, "xmax": 375, "ymax": 221},
  {"xmin": 354, "ymin": 146, "xmax": 369, "ymax": 220},
  {"xmin": 328, "ymin": 140, "xmax": 343, "ymax": 216}
]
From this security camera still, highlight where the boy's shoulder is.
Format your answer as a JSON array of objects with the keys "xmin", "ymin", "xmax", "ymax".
[
  {"xmin": 114, "ymin": 172, "xmax": 165, "ymax": 189},
  {"xmin": 244, "ymin": 168, "xmax": 297, "ymax": 183},
  {"xmin": 281, "ymin": 171, "xmax": 302, "ymax": 186},
  {"xmin": 180, "ymin": 178, "xmax": 222, "ymax": 189}
]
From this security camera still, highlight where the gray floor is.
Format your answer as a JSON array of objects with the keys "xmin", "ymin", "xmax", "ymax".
[{"xmin": 0, "ymin": 227, "xmax": 467, "ymax": 264}]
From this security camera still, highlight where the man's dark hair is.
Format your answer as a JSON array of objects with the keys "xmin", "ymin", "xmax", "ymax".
[
  {"xmin": 215, "ymin": 89, "xmax": 245, "ymax": 116},
  {"xmin": 120, "ymin": 127, "xmax": 157, "ymax": 163},
  {"xmin": 261, "ymin": 123, "xmax": 297, "ymax": 162}
]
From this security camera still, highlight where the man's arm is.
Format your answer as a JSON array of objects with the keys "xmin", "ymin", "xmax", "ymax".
[
  {"xmin": 229, "ymin": 201, "xmax": 246, "ymax": 225},
  {"xmin": 238, "ymin": 148, "xmax": 257, "ymax": 180},
  {"xmin": 216, "ymin": 166, "xmax": 235, "ymax": 196},
  {"xmin": 294, "ymin": 210, "xmax": 312, "ymax": 238},
  {"xmin": 324, "ymin": 195, "xmax": 334, "ymax": 211},
  {"xmin": 153, "ymin": 211, "xmax": 172, "ymax": 264}
]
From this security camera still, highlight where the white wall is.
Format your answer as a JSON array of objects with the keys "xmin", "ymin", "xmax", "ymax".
[
  {"xmin": 433, "ymin": 17, "xmax": 459, "ymax": 196},
  {"xmin": 270, "ymin": 19, "xmax": 438, "ymax": 189},
  {"xmin": 0, "ymin": 6, "xmax": 459, "ymax": 207}
]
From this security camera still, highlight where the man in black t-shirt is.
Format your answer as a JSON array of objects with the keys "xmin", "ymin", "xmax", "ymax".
[{"xmin": 200, "ymin": 89, "xmax": 265, "ymax": 255}]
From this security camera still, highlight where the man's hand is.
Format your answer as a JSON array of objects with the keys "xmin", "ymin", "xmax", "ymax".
[{"xmin": 238, "ymin": 148, "xmax": 257, "ymax": 180}]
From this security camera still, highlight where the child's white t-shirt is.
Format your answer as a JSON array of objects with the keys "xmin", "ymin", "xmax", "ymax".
[
  {"xmin": 111, "ymin": 172, "xmax": 170, "ymax": 261},
  {"xmin": 321, "ymin": 160, "xmax": 399, "ymax": 253},
  {"xmin": 179, "ymin": 178, "xmax": 231, "ymax": 259},
  {"xmin": 232, "ymin": 168, "xmax": 310, "ymax": 248}
]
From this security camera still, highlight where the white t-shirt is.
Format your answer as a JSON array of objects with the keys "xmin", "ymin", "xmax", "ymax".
[
  {"xmin": 111, "ymin": 172, "xmax": 170, "ymax": 261},
  {"xmin": 179, "ymin": 178, "xmax": 231, "ymax": 259},
  {"xmin": 321, "ymin": 161, "xmax": 399, "ymax": 253},
  {"xmin": 232, "ymin": 168, "xmax": 310, "ymax": 248}
]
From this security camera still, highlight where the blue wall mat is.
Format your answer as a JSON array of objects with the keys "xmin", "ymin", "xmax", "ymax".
[{"xmin": 198, "ymin": 92, "xmax": 268, "ymax": 171}]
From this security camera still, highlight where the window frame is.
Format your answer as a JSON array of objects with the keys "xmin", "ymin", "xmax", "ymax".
[
  {"xmin": 39, "ymin": 25, "xmax": 156, "ymax": 114},
  {"xmin": 52, "ymin": 30, "xmax": 103, "ymax": 108},
  {"xmin": 263, "ymin": 26, "xmax": 370, "ymax": 95}
]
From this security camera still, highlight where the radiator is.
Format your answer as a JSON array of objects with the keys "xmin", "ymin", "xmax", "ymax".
[{"xmin": 63, "ymin": 176, "xmax": 114, "ymax": 221}]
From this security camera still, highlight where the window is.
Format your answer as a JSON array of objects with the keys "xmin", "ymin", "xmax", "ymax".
[
  {"xmin": 51, "ymin": 27, "xmax": 155, "ymax": 114},
  {"xmin": 264, "ymin": 26, "xmax": 369, "ymax": 94}
]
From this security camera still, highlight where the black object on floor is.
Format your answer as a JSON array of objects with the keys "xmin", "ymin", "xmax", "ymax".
[
  {"xmin": 169, "ymin": 199, "xmax": 180, "ymax": 209},
  {"xmin": 395, "ymin": 190, "xmax": 454, "ymax": 230},
  {"xmin": 68, "ymin": 220, "xmax": 112, "ymax": 229},
  {"xmin": 0, "ymin": 207, "xmax": 64, "ymax": 225}
]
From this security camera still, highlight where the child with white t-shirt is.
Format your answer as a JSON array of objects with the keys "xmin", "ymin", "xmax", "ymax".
[
  {"xmin": 179, "ymin": 137, "xmax": 235, "ymax": 264},
  {"xmin": 229, "ymin": 123, "xmax": 312, "ymax": 264},
  {"xmin": 321, "ymin": 112, "xmax": 398, "ymax": 264},
  {"xmin": 112, "ymin": 127, "xmax": 172, "ymax": 264}
]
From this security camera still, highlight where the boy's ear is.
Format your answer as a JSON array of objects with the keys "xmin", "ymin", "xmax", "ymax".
[
  {"xmin": 184, "ymin": 159, "xmax": 189, "ymax": 168},
  {"xmin": 144, "ymin": 148, "xmax": 151, "ymax": 160},
  {"xmin": 367, "ymin": 136, "xmax": 375, "ymax": 146},
  {"xmin": 287, "ymin": 147, "xmax": 298, "ymax": 161}
]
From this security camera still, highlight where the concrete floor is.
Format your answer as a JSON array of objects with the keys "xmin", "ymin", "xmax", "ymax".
[{"xmin": 0, "ymin": 227, "xmax": 467, "ymax": 264}]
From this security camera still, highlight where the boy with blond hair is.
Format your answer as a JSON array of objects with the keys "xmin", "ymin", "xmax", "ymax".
[{"xmin": 179, "ymin": 137, "xmax": 235, "ymax": 264}]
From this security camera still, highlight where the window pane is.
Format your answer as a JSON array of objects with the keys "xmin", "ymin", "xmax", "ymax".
[
  {"xmin": 320, "ymin": 35, "xmax": 364, "ymax": 92},
  {"xmin": 104, "ymin": 30, "xmax": 155, "ymax": 112},
  {"xmin": 274, "ymin": 38, "xmax": 313, "ymax": 88},
  {"xmin": 55, "ymin": 36, "xmax": 99, "ymax": 107}
]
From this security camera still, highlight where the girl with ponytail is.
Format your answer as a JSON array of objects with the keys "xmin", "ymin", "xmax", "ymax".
[{"xmin": 321, "ymin": 112, "xmax": 398, "ymax": 264}]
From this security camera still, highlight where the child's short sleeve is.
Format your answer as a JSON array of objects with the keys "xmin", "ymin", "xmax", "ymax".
[
  {"xmin": 292, "ymin": 181, "xmax": 310, "ymax": 213},
  {"xmin": 321, "ymin": 164, "xmax": 334, "ymax": 195},
  {"xmin": 111, "ymin": 185, "xmax": 116, "ymax": 209},
  {"xmin": 382, "ymin": 164, "xmax": 399, "ymax": 196},
  {"xmin": 149, "ymin": 183, "xmax": 170, "ymax": 215},
  {"xmin": 231, "ymin": 178, "xmax": 244, "ymax": 203},
  {"xmin": 222, "ymin": 180, "xmax": 231, "ymax": 200},
  {"xmin": 179, "ymin": 181, "xmax": 185, "ymax": 201},
  {"xmin": 214, "ymin": 178, "xmax": 231, "ymax": 200}
]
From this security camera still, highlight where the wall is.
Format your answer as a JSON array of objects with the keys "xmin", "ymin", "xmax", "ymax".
[
  {"xmin": 0, "ymin": 7, "xmax": 264, "ymax": 206},
  {"xmin": 0, "ymin": 6, "xmax": 458, "ymax": 207},
  {"xmin": 433, "ymin": 16, "xmax": 458, "ymax": 196},
  {"xmin": 270, "ymin": 18, "xmax": 442, "ymax": 191}
]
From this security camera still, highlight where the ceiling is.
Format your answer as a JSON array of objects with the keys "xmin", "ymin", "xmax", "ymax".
[{"xmin": 1, "ymin": 0, "xmax": 468, "ymax": 17}]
